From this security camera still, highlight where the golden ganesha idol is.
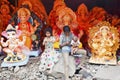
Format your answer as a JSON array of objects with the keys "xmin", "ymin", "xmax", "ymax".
[{"xmin": 88, "ymin": 21, "xmax": 119, "ymax": 65}]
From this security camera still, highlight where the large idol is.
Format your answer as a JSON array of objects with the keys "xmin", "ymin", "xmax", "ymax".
[{"xmin": 88, "ymin": 21, "xmax": 119, "ymax": 65}]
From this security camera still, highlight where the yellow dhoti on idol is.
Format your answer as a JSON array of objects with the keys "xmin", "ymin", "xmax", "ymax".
[{"xmin": 19, "ymin": 35, "xmax": 32, "ymax": 49}]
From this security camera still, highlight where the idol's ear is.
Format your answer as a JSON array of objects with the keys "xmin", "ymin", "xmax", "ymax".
[
  {"xmin": 1, "ymin": 31, "xmax": 8, "ymax": 38},
  {"xmin": 16, "ymin": 30, "xmax": 22, "ymax": 38},
  {"xmin": 1, "ymin": 30, "xmax": 22, "ymax": 38}
]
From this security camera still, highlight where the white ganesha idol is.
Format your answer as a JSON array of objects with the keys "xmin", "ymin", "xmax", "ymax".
[{"xmin": 0, "ymin": 24, "xmax": 29, "ymax": 67}]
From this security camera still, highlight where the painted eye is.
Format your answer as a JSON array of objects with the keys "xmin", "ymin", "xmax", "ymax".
[
  {"xmin": 12, "ymin": 33, "xmax": 15, "ymax": 35},
  {"xmin": 7, "ymin": 34, "xmax": 10, "ymax": 36}
]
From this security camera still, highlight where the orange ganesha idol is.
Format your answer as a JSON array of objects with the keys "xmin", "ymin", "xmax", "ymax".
[
  {"xmin": 76, "ymin": 3, "xmax": 89, "ymax": 31},
  {"xmin": 56, "ymin": 7, "xmax": 78, "ymax": 31},
  {"xmin": 49, "ymin": 0, "xmax": 66, "ymax": 35},
  {"xmin": 17, "ymin": 8, "xmax": 34, "ymax": 49},
  {"xmin": 0, "ymin": 4, "xmax": 11, "ymax": 31}
]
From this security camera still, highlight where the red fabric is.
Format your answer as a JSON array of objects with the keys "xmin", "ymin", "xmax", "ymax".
[{"xmin": 18, "ymin": 22, "xmax": 31, "ymax": 32}]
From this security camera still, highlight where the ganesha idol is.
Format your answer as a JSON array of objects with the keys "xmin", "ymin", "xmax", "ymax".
[
  {"xmin": 88, "ymin": 21, "xmax": 119, "ymax": 65},
  {"xmin": 16, "ymin": 8, "xmax": 42, "ymax": 57},
  {"xmin": 56, "ymin": 7, "xmax": 78, "ymax": 31},
  {"xmin": 0, "ymin": 24, "xmax": 29, "ymax": 67},
  {"xmin": 9, "ymin": 0, "xmax": 46, "ymax": 56}
]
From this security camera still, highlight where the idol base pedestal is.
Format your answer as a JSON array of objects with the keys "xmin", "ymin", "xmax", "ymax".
[
  {"xmin": 1, "ymin": 56, "xmax": 29, "ymax": 67},
  {"xmin": 89, "ymin": 57, "xmax": 117, "ymax": 65}
]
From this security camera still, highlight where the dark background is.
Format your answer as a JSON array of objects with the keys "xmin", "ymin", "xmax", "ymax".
[{"xmin": 9, "ymin": 0, "xmax": 120, "ymax": 16}]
